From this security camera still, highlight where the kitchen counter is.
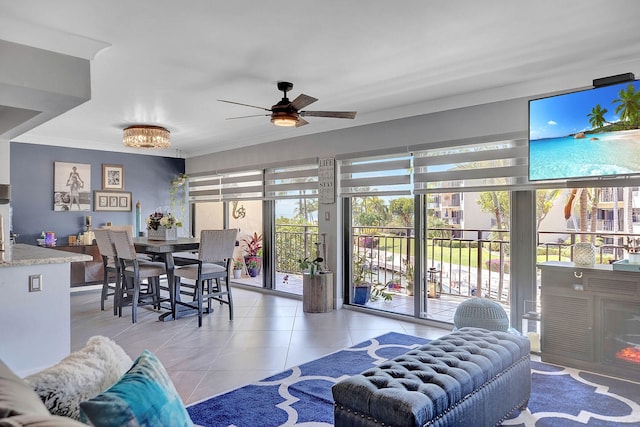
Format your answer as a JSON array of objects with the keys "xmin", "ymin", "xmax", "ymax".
[
  {"xmin": 0, "ymin": 243, "xmax": 93, "ymax": 376},
  {"xmin": 0, "ymin": 243, "xmax": 92, "ymax": 267}
]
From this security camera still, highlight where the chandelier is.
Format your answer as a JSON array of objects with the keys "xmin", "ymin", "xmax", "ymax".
[{"xmin": 123, "ymin": 125, "xmax": 170, "ymax": 149}]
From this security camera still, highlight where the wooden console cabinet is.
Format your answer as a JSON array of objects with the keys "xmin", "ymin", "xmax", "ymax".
[
  {"xmin": 48, "ymin": 244, "xmax": 103, "ymax": 287},
  {"xmin": 538, "ymin": 261, "xmax": 640, "ymax": 381}
]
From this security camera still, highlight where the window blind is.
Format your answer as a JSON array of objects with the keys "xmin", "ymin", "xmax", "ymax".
[
  {"xmin": 413, "ymin": 137, "xmax": 530, "ymax": 193},
  {"xmin": 340, "ymin": 153, "xmax": 412, "ymax": 197},
  {"xmin": 189, "ymin": 170, "xmax": 264, "ymax": 202},
  {"xmin": 265, "ymin": 163, "xmax": 318, "ymax": 199}
]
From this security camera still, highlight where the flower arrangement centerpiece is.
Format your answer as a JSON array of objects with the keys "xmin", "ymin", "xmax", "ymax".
[{"xmin": 146, "ymin": 211, "xmax": 180, "ymax": 240}]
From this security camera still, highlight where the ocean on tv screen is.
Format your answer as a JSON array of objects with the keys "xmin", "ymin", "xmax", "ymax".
[{"xmin": 529, "ymin": 79, "xmax": 640, "ymax": 181}]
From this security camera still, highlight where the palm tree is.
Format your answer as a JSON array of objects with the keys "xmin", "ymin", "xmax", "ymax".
[
  {"xmin": 564, "ymin": 189, "xmax": 588, "ymax": 241},
  {"xmin": 612, "ymin": 84, "xmax": 640, "ymax": 129},
  {"xmin": 587, "ymin": 104, "xmax": 608, "ymax": 130}
]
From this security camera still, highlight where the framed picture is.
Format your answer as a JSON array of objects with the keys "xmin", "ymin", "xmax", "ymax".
[
  {"xmin": 102, "ymin": 164, "xmax": 124, "ymax": 190},
  {"xmin": 54, "ymin": 162, "xmax": 91, "ymax": 211},
  {"xmin": 94, "ymin": 190, "xmax": 132, "ymax": 212}
]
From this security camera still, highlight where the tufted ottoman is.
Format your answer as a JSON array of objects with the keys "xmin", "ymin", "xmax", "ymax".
[{"xmin": 332, "ymin": 328, "xmax": 530, "ymax": 427}]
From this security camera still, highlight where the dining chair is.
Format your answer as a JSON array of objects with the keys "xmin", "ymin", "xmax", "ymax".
[
  {"xmin": 109, "ymin": 230, "xmax": 168, "ymax": 323},
  {"xmin": 93, "ymin": 229, "xmax": 119, "ymax": 315},
  {"xmin": 173, "ymin": 228, "xmax": 238, "ymax": 327}
]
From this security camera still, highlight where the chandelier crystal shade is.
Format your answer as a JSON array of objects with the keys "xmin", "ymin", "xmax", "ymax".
[{"xmin": 123, "ymin": 125, "xmax": 170, "ymax": 148}]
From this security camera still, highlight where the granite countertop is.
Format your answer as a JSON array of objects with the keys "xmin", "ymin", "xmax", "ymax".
[{"xmin": 0, "ymin": 243, "xmax": 92, "ymax": 267}]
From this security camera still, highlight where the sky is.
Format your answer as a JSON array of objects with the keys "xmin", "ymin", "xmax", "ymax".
[{"xmin": 529, "ymin": 80, "xmax": 640, "ymax": 140}]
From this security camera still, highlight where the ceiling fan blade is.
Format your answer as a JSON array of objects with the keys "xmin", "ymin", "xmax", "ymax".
[
  {"xmin": 290, "ymin": 94, "xmax": 318, "ymax": 110},
  {"xmin": 226, "ymin": 114, "xmax": 270, "ymax": 120},
  {"xmin": 217, "ymin": 99, "xmax": 271, "ymax": 111},
  {"xmin": 295, "ymin": 117, "xmax": 309, "ymax": 127},
  {"xmin": 300, "ymin": 111, "xmax": 357, "ymax": 119}
]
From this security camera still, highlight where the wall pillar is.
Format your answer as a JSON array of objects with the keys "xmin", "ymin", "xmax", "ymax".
[{"xmin": 510, "ymin": 190, "xmax": 537, "ymax": 330}]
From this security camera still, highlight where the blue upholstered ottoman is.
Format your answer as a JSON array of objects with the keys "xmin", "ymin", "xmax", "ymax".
[{"xmin": 332, "ymin": 328, "xmax": 531, "ymax": 427}]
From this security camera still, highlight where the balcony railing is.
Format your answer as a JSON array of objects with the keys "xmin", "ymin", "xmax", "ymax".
[
  {"xmin": 275, "ymin": 224, "xmax": 319, "ymax": 273},
  {"xmin": 274, "ymin": 224, "xmax": 640, "ymax": 307}
]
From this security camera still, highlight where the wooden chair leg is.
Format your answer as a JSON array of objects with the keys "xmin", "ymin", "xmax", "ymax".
[
  {"xmin": 172, "ymin": 276, "xmax": 179, "ymax": 320},
  {"xmin": 152, "ymin": 277, "xmax": 160, "ymax": 309},
  {"xmin": 101, "ymin": 270, "xmax": 108, "ymax": 311},
  {"xmin": 207, "ymin": 279, "xmax": 213, "ymax": 313},
  {"xmin": 132, "ymin": 279, "xmax": 140, "ymax": 323},
  {"xmin": 226, "ymin": 278, "xmax": 234, "ymax": 321},
  {"xmin": 196, "ymin": 280, "xmax": 203, "ymax": 327},
  {"xmin": 113, "ymin": 270, "xmax": 120, "ymax": 316},
  {"xmin": 118, "ymin": 276, "xmax": 128, "ymax": 318}
]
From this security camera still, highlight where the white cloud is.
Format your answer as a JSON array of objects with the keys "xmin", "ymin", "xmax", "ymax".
[{"xmin": 547, "ymin": 120, "xmax": 557, "ymax": 126}]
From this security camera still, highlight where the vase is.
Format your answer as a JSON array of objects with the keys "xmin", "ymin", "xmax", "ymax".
[
  {"xmin": 147, "ymin": 226, "xmax": 177, "ymax": 241},
  {"xmin": 244, "ymin": 256, "xmax": 261, "ymax": 277},
  {"xmin": 353, "ymin": 284, "xmax": 371, "ymax": 305},
  {"xmin": 574, "ymin": 242, "xmax": 596, "ymax": 267},
  {"xmin": 233, "ymin": 269, "xmax": 242, "ymax": 279}
]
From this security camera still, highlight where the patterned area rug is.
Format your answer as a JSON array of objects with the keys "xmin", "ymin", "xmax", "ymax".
[{"xmin": 186, "ymin": 332, "xmax": 640, "ymax": 427}]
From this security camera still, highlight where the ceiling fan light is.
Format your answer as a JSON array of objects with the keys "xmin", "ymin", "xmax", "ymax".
[
  {"xmin": 123, "ymin": 125, "xmax": 170, "ymax": 148},
  {"xmin": 270, "ymin": 112, "xmax": 298, "ymax": 127}
]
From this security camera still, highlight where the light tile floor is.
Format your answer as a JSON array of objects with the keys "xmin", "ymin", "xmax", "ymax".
[
  {"xmin": 70, "ymin": 286, "xmax": 450, "ymax": 405},
  {"xmin": 233, "ymin": 272, "xmax": 491, "ymax": 323}
]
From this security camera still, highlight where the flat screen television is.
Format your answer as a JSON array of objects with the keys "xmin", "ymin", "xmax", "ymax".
[{"xmin": 529, "ymin": 79, "xmax": 640, "ymax": 181}]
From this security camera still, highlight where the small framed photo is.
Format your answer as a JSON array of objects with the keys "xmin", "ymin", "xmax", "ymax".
[
  {"xmin": 94, "ymin": 190, "xmax": 132, "ymax": 212},
  {"xmin": 102, "ymin": 164, "xmax": 124, "ymax": 190}
]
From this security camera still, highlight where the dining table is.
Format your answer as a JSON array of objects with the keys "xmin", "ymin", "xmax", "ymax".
[{"xmin": 133, "ymin": 236, "xmax": 200, "ymax": 321}]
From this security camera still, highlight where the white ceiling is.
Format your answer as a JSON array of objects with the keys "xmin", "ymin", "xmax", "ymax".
[{"xmin": 2, "ymin": 0, "xmax": 640, "ymax": 158}]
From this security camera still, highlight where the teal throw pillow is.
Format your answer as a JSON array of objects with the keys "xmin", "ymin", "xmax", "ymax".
[{"xmin": 79, "ymin": 350, "xmax": 193, "ymax": 427}]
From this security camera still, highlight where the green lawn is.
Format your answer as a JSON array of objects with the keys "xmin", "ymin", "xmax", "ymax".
[{"xmin": 374, "ymin": 235, "xmax": 506, "ymax": 270}]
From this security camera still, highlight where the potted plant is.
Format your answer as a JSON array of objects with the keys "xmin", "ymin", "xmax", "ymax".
[
  {"xmin": 352, "ymin": 253, "xmax": 371, "ymax": 304},
  {"xmin": 403, "ymin": 258, "xmax": 414, "ymax": 296},
  {"xmin": 386, "ymin": 273, "xmax": 403, "ymax": 293},
  {"xmin": 370, "ymin": 282, "xmax": 393, "ymax": 302},
  {"xmin": 298, "ymin": 256, "xmax": 333, "ymax": 313},
  {"xmin": 169, "ymin": 173, "xmax": 188, "ymax": 233},
  {"xmin": 246, "ymin": 259, "xmax": 260, "ymax": 277},
  {"xmin": 297, "ymin": 256, "xmax": 324, "ymax": 277},
  {"xmin": 232, "ymin": 258, "xmax": 243, "ymax": 279},
  {"xmin": 241, "ymin": 232, "xmax": 263, "ymax": 274}
]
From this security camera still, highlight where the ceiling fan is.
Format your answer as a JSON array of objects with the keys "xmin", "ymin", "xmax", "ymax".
[{"xmin": 218, "ymin": 81, "xmax": 357, "ymax": 127}]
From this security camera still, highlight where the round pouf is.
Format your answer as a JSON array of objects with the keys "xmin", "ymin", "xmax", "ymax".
[{"xmin": 453, "ymin": 298, "xmax": 509, "ymax": 331}]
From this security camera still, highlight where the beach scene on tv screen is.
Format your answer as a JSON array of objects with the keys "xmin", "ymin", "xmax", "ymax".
[{"xmin": 529, "ymin": 80, "xmax": 640, "ymax": 181}]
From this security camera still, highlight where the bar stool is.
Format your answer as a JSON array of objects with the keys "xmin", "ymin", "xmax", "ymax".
[
  {"xmin": 110, "ymin": 230, "xmax": 167, "ymax": 323},
  {"xmin": 93, "ymin": 229, "xmax": 119, "ymax": 315},
  {"xmin": 173, "ymin": 229, "xmax": 238, "ymax": 327}
]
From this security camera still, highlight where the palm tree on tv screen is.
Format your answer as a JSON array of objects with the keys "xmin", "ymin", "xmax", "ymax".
[
  {"xmin": 612, "ymin": 84, "xmax": 640, "ymax": 129},
  {"xmin": 587, "ymin": 104, "xmax": 609, "ymax": 130}
]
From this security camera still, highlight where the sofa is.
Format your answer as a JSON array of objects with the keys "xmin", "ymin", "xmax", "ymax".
[{"xmin": 0, "ymin": 336, "xmax": 194, "ymax": 426}]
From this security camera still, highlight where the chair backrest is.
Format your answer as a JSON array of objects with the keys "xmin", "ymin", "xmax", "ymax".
[
  {"xmin": 94, "ymin": 229, "xmax": 116, "ymax": 258},
  {"xmin": 110, "ymin": 230, "xmax": 137, "ymax": 261},
  {"xmin": 108, "ymin": 225, "xmax": 135, "ymax": 236},
  {"xmin": 199, "ymin": 229, "xmax": 238, "ymax": 264}
]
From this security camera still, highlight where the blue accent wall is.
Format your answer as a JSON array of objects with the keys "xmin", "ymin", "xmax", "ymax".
[{"xmin": 10, "ymin": 143, "xmax": 185, "ymax": 245}]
